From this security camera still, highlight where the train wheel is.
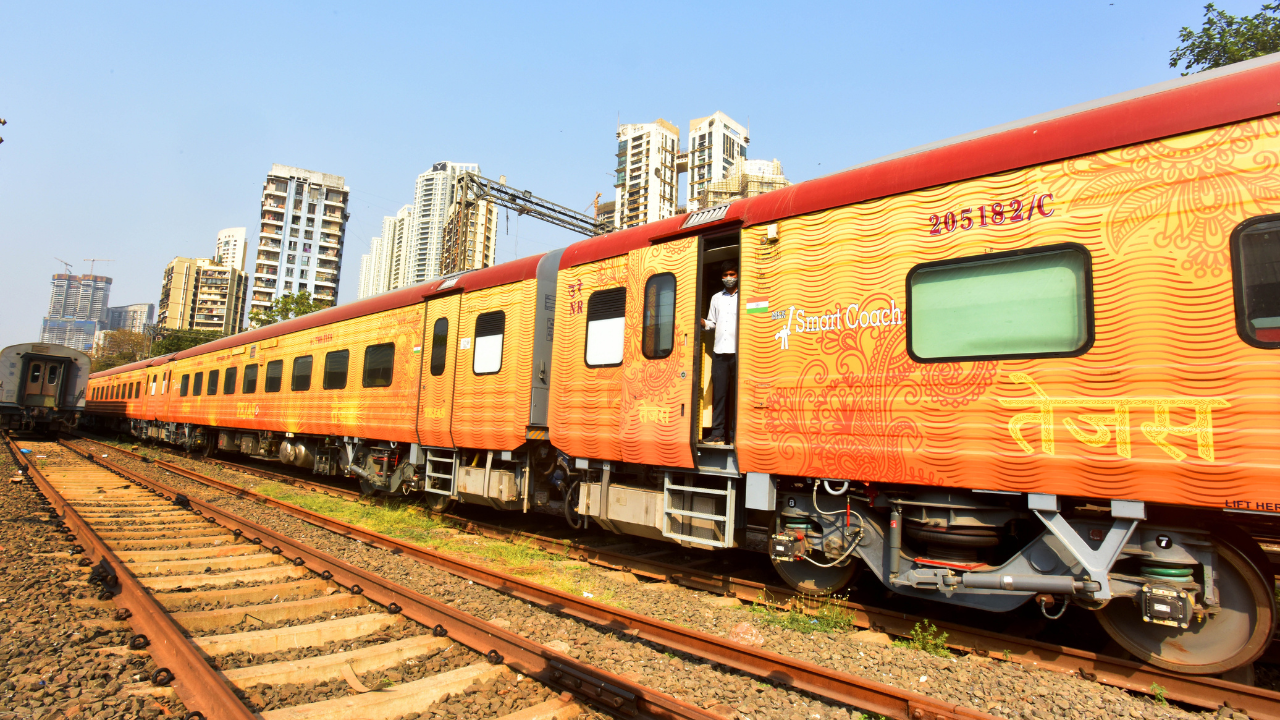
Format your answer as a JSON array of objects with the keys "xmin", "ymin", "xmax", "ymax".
[
  {"xmin": 422, "ymin": 493, "xmax": 455, "ymax": 514},
  {"xmin": 771, "ymin": 555, "xmax": 857, "ymax": 596},
  {"xmin": 1096, "ymin": 537, "xmax": 1275, "ymax": 674}
]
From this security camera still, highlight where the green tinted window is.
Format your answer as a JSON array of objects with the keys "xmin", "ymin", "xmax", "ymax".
[{"xmin": 909, "ymin": 247, "xmax": 1090, "ymax": 361}]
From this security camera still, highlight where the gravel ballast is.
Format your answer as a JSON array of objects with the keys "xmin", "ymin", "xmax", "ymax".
[{"xmin": 81, "ymin": 436, "xmax": 1243, "ymax": 720}]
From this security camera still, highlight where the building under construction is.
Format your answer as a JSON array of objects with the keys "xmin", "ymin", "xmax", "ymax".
[{"xmin": 698, "ymin": 158, "xmax": 791, "ymax": 210}]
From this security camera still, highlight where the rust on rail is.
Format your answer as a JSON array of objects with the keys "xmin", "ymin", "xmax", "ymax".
[
  {"xmin": 63, "ymin": 438, "xmax": 997, "ymax": 720},
  {"xmin": 58, "ymin": 439, "xmax": 729, "ymax": 720},
  {"xmin": 68, "ymin": 432, "xmax": 1280, "ymax": 719},
  {"xmin": 7, "ymin": 436, "xmax": 256, "ymax": 720}
]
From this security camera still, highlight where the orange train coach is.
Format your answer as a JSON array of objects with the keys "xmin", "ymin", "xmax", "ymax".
[{"xmin": 87, "ymin": 55, "xmax": 1280, "ymax": 675}]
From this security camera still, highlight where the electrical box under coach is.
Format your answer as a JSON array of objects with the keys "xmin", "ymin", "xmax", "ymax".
[
  {"xmin": 745, "ymin": 472, "xmax": 775, "ymax": 511},
  {"xmin": 456, "ymin": 466, "xmax": 521, "ymax": 510}
]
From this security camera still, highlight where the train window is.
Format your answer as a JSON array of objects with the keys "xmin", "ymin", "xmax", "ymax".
[
  {"xmin": 473, "ymin": 312, "xmax": 505, "ymax": 375},
  {"xmin": 193, "ymin": 372, "xmax": 204, "ymax": 397},
  {"xmin": 47, "ymin": 365, "xmax": 60, "ymax": 385},
  {"xmin": 135, "ymin": 380, "xmax": 141, "ymax": 397},
  {"xmin": 363, "ymin": 343, "xmax": 395, "ymax": 387},
  {"xmin": 1231, "ymin": 216, "xmax": 1280, "ymax": 348},
  {"xmin": 162, "ymin": 372, "xmax": 168, "ymax": 395},
  {"xmin": 907, "ymin": 244, "xmax": 1092, "ymax": 362},
  {"xmin": 265, "ymin": 360, "xmax": 283, "ymax": 392},
  {"xmin": 642, "ymin": 273, "xmax": 676, "ymax": 359},
  {"xmin": 323, "ymin": 350, "xmax": 349, "ymax": 389},
  {"xmin": 242, "ymin": 364, "xmax": 258, "ymax": 394},
  {"xmin": 430, "ymin": 318, "xmax": 448, "ymax": 377},
  {"xmin": 29, "ymin": 364, "xmax": 41, "ymax": 383},
  {"xmin": 207, "ymin": 369, "xmax": 219, "ymax": 396},
  {"xmin": 585, "ymin": 288, "xmax": 626, "ymax": 367},
  {"xmin": 223, "ymin": 367, "xmax": 237, "ymax": 395},
  {"xmin": 180, "ymin": 374, "xmax": 190, "ymax": 397},
  {"xmin": 292, "ymin": 356, "xmax": 313, "ymax": 391},
  {"xmin": 128, "ymin": 383, "xmax": 134, "ymax": 400},
  {"xmin": 150, "ymin": 375, "xmax": 157, "ymax": 395}
]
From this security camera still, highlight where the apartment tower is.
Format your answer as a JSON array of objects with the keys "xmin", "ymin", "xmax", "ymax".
[
  {"xmin": 358, "ymin": 205, "xmax": 411, "ymax": 299},
  {"xmin": 613, "ymin": 120, "xmax": 680, "ymax": 230},
  {"xmin": 439, "ymin": 189, "xmax": 499, "ymax": 276},
  {"xmin": 38, "ymin": 273, "xmax": 112, "ymax": 352},
  {"xmin": 251, "ymin": 165, "xmax": 349, "ymax": 323},
  {"xmin": 684, "ymin": 112, "xmax": 749, "ymax": 212},
  {"xmin": 158, "ymin": 257, "xmax": 247, "ymax": 335},
  {"xmin": 401, "ymin": 162, "xmax": 478, "ymax": 285},
  {"xmin": 106, "ymin": 303, "xmax": 156, "ymax": 334},
  {"xmin": 215, "ymin": 227, "xmax": 248, "ymax": 271}
]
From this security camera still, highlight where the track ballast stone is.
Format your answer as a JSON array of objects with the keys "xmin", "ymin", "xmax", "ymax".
[{"xmin": 86, "ymin": 438, "xmax": 1237, "ymax": 720}]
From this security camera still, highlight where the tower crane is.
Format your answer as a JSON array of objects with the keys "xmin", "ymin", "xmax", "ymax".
[
  {"xmin": 54, "ymin": 257, "xmax": 74, "ymax": 274},
  {"xmin": 585, "ymin": 192, "xmax": 602, "ymax": 218},
  {"xmin": 83, "ymin": 259, "xmax": 114, "ymax": 276}
]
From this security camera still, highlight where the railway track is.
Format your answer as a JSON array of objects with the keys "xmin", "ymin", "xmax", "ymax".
[
  {"xmin": 7, "ymin": 436, "xmax": 747, "ymax": 720},
  {"xmin": 68, "ymin": 432, "xmax": 1280, "ymax": 719}
]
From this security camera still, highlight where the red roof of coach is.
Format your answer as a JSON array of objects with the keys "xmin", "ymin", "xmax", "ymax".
[{"xmin": 559, "ymin": 54, "xmax": 1280, "ymax": 269}]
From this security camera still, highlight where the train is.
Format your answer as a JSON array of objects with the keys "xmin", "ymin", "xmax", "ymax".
[
  {"xmin": 85, "ymin": 54, "xmax": 1280, "ymax": 675},
  {"xmin": 0, "ymin": 342, "xmax": 90, "ymax": 435}
]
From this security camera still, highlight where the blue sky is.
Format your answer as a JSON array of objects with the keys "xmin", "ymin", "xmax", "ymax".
[{"xmin": 0, "ymin": 0, "xmax": 1262, "ymax": 345}]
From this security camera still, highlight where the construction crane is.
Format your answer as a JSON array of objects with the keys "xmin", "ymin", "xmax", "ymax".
[
  {"xmin": 54, "ymin": 257, "xmax": 74, "ymax": 274},
  {"xmin": 83, "ymin": 259, "xmax": 113, "ymax": 276},
  {"xmin": 585, "ymin": 192, "xmax": 602, "ymax": 218}
]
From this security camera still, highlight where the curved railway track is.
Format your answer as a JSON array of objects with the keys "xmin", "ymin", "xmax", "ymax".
[
  {"xmin": 7, "ymin": 435, "xmax": 746, "ymax": 720},
  {"xmin": 67, "ymin": 432, "xmax": 1280, "ymax": 719}
]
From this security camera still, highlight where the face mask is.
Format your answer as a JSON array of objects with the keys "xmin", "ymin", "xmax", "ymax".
[{"xmin": 722, "ymin": 276, "xmax": 737, "ymax": 290}]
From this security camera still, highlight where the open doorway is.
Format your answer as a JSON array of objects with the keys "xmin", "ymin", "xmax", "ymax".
[{"xmin": 696, "ymin": 232, "xmax": 740, "ymax": 447}]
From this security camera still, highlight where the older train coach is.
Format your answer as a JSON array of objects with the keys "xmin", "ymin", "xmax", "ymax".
[{"xmin": 87, "ymin": 55, "xmax": 1280, "ymax": 675}]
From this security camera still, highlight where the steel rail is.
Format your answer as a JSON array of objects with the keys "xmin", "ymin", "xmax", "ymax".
[
  {"xmin": 62, "ymin": 438, "xmax": 999, "ymax": 720},
  {"xmin": 56, "ymin": 439, "xmax": 724, "ymax": 720},
  {"xmin": 6, "ymin": 436, "xmax": 257, "ymax": 720},
  {"xmin": 71, "ymin": 433, "xmax": 1280, "ymax": 716},
  {"xmin": 69, "ymin": 434, "xmax": 1280, "ymax": 718}
]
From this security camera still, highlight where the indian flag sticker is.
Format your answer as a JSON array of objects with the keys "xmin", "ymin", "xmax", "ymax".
[
  {"xmin": 413, "ymin": 346, "xmax": 422, "ymax": 353},
  {"xmin": 745, "ymin": 297, "xmax": 769, "ymax": 314}
]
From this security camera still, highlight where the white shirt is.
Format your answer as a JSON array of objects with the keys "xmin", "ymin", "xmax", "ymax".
[{"xmin": 705, "ymin": 290, "xmax": 738, "ymax": 354}]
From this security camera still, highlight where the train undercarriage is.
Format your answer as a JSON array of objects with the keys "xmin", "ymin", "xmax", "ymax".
[{"xmin": 108, "ymin": 417, "xmax": 1277, "ymax": 677}]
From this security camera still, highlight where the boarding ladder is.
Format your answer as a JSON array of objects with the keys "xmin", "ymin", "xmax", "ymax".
[{"xmin": 662, "ymin": 472, "xmax": 736, "ymax": 549}]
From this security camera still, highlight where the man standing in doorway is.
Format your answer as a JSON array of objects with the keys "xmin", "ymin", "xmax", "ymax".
[{"xmin": 702, "ymin": 261, "xmax": 738, "ymax": 445}]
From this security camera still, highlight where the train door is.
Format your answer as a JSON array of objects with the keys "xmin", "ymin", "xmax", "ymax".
[
  {"xmin": 23, "ymin": 359, "xmax": 63, "ymax": 408},
  {"xmin": 696, "ymin": 235, "xmax": 742, "ymax": 448},
  {"xmin": 417, "ymin": 292, "xmax": 461, "ymax": 500},
  {"xmin": 618, "ymin": 236, "xmax": 701, "ymax": 467}
]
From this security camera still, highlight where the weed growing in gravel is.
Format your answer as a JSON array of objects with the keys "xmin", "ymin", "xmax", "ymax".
[
  {"xmin": 1150, "ymin": 683, "xmax": 1168, "ymax": 706},
  {"xmin": 255, "ymin": 482, "xmax": 444, "ymax": 546},
  {"xmin": 894, "ymin": 619, "xmax": 950, "ymax": 657},
  {"xmin": 749, "ymin": 591, "xmax": 858, "ymax": 634}
]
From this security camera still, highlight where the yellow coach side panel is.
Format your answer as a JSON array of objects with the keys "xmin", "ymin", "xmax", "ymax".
[
  {"xmin": 738, "ymin": 116, "xmax": 1280, "ymax": 510},
  {"xmin": 451, "ymin": 278, "xmax": 536, "ymax": 452},
  {"xmin": 547, "ymin": 255, "xmax": 628, "ymax": 462},
  {"xmin": 164, "ymin": 303, "xmax": 424, "ymax": 442}
]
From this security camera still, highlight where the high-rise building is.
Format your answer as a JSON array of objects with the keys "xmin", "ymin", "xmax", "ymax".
[
  {"xmin": 702, "ymin": 158, "xmax": 790, "ymax": 208},
  {"xmin": 159, "ymin": 257, "xmax": 247, "ymax": 335},
  {"xmin": 684, "ymin": 112, "xmax": 749, "ymax": 212},
  {"xmin": 401, "ymin": 162, "xmax": 478, "ymax": 285},
  {"xmin": 215, "ymin": 227, "xmax": 247, "ymax": 271},
  {"xmin": 440, "ymin": 191, "xmax": 499, "ymax": 276},
  {"xmin": 595, "ymin": 200, "xmax": 616, "ymax": 230},
  {"xmin": 39, "ymin": 273, "xmax": 112, "ymax": 352},
  {"xmin": 381, "ymin": 205, "xmax": 412, "ymax": 291},
  {"xmin": 251, "ymin": 165, "xmax": 349, "ymax": 323},
  {"xmin": 106, "ymin": 303, "xmax": 155, "ymax": 333},
  {"xmin": 613, "ymin": 120, "xmax": 680, "ymax": 230}
]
